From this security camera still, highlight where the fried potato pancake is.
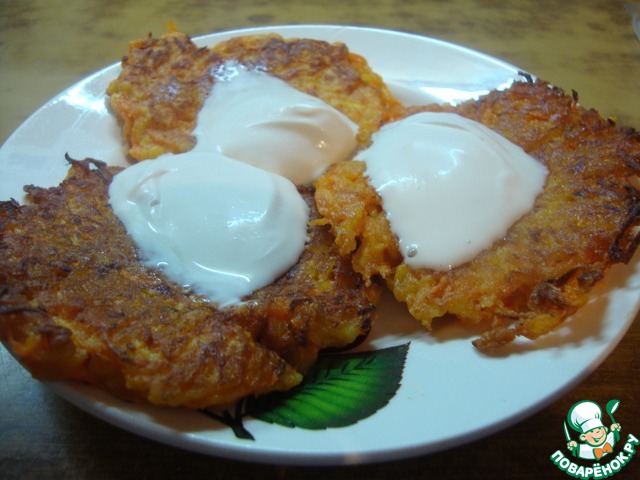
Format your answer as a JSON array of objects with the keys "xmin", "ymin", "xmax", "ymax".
[
  {"xmin": 210, "ymin": 33, "xmax": 403, "ymax": 145},
  {"xmin": 315, "ymin": 79, "xmax": 640, "ymax": 348},
  {"xmin": 107, "ymin": 30, "xmax": 403, "ymax": 161},
  {"xmin": 106, "ymin": 30, "xmax": 222, "ymax": 161},
  {"xmin": 0, "ymin": 159, "xmax": 377, "ymax": 408}
]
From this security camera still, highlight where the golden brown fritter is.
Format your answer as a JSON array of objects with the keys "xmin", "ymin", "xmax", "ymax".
[
  {"xmin": 106, "ymin": 30, "xmax": 403, "ymax": 161},
  {"xmin": 211, "ymin": 33, "xmax": 404, "ymax": 145},
  {"xmin": 315, "ymin": 79, "xmax": 640, "ymax": 349},
  {"xmin": 106, "ymin": 30, "xmax": 222, "ymax": 161},
  {"xmin": 0, "ymin": 159, "xmax": 377, "ymax": 408}
]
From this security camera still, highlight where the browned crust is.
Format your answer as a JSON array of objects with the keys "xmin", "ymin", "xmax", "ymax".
[
  {"xmin": 106, "ymin": 31, "xmax": 222, "ymax": 160},
  {"xmin": 0, "ymin": 159, "xmax": 377, "ymax": 408},
  {"xmin": 315, "ymin": 79, "xmax": 640, "ymax": 348},
  {"xmin": 106, "ymin": 30, "xmax": 404, "ymax": 162},
  {"xmin": 211, "ymin": 33, "xmax": 404, "ymax": 145}
]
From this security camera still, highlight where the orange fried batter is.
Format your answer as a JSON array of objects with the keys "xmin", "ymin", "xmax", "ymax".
[
  {"xmin": 107, "ymin": 30, "xmax": 403, "ymax": 161},
  {"xmin": 211, "ymin": 34, "xmax": 404, "ymax": 145},
  {"xmin": 106, "ymin": 30, "xmax": 222, "ymax": 160},
  {"xmin": 315, "ymin": 79, "xmax": 640, "ymax": 348},
  {"xmin": 0, "ymin": 159, "xmax": 377, "ymax": 408}
]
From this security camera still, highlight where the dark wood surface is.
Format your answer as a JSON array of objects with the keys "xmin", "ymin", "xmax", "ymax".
[{"xmin": 2, "ymin": 1, "xmax": 640, "ymax": 478}]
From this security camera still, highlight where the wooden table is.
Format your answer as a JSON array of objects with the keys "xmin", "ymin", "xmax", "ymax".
[{"xmin": 1, "ymin": 1, "xmax": 639, "ymax": 478}]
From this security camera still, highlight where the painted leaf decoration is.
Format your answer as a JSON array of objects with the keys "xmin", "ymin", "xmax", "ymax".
[{"xmin": 246, "ymin": 343, "xmax": 409, "ymax": 430}]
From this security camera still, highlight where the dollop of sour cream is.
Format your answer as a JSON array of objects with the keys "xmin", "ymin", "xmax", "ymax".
[
  {"xmin": 194, "ymin": 66, "xmax": 358, "ymax": 185},
  {"xmin": 358, "ymin": 112, "xmax": 548, "ymax": 271},
  {"xmin": 109, "ymin": 152, "xmax": 309, "ymax": 306}
]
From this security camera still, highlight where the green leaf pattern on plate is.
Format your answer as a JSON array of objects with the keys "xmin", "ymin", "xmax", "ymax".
[
  {"xmin": 248, "ymin": 343, "xmax": 409, "ymax": 430},
  {"xmin": 201, "ymin": 343, "xmax": 409, "ymax": 439}
]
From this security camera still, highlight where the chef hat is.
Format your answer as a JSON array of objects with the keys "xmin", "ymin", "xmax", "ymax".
[{"xmin": 568, "ymin": 400, "xmax": 604, "ymax": 434}]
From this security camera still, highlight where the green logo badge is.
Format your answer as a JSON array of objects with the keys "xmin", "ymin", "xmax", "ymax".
[
  {"xmin": 566, "ymin": 399, "xmax": 621, "ymax": 460},
  {"xmin": 550, "ymin": 400, "xmax": 638, "ymax": 478}
]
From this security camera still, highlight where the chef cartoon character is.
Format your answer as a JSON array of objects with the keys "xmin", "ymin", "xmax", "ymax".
[{"xmin": 565, "ymin": 400, "xmax": 622, "ymax": 460}]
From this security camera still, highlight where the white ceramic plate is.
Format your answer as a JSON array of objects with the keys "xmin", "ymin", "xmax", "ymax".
[{"xmin": 1, "ymin": 25, "xmax": 639, "ymax": 466}]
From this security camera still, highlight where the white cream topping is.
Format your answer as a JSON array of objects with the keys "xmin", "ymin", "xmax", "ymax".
[
  {"xmin": 109, "ymin": 152, "xmax": 309, "ymax": 306},
  {"xmin": 358, "ymin": 112, "xmax": 548, "ymax": 271},
  {"xmin": 194, "ymin": 65, "xmax": 358, "ymax": 185},
  {"xmin": 108, "ymin": 66, "xmax": 359, "ymax": 306}
]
